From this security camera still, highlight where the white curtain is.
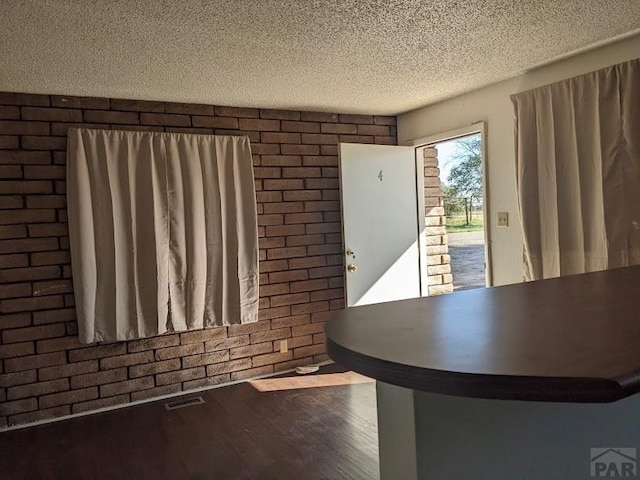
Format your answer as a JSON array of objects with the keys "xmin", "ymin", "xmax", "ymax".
[
  {"xmin": 67, "ymin": 128, "xmax": 258, "ymax": 343},
  {"xmin": 512, "ymin": 58, "xmax": 640, "ymax": 281}
]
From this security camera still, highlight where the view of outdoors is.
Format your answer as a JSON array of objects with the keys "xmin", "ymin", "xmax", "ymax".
[{"xmin": 436, "ymin": 133, "xmax": 485, "ymax": 291}]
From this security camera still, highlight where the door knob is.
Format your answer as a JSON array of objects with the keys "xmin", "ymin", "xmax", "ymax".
[{"xmin": 346, "ymin": 264, "xmax": 357, "ymax": 273}]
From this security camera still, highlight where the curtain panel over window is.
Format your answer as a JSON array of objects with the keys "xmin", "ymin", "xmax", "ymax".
[
  {"xmin": 512, "ymin": 58, "xmax": 640, "ymax": 281},
  {"xmin": 67, "ymin": 128, "xmax": 258, "ymax": 343}
]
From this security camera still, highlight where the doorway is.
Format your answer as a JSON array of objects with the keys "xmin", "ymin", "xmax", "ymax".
[{"xmin": 427, "ymin": 129, "xmax": 489, "ymax": 290}]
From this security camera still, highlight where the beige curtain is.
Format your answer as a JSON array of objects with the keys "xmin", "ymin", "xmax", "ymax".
[
  {"xmin": 67, "ymin": 128, "xmax": 258, "ymax": 343},
  {"xmin": 512, "ymin": 58, "xmax": 640, "ymax": 281}
]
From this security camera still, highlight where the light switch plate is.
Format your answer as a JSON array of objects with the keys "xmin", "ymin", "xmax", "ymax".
[{"xmin": 497, "ymin": 212, "xmax": 509, "ymax": 227}]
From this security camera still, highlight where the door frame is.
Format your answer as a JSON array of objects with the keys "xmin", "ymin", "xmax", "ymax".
[{"xmin": 407, "ymin": 121, "xmax": 493, "ymax": 287}]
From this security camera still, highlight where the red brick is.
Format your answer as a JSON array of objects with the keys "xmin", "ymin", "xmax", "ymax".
[
  {"xmin": 0, "ymin": 120, "xmax": 49, "ymax": 135},
  {"xmin": 231, "ymin": 365, "xmax": 274, "ymax": 381},
  {"xmin": 306, "ymin": 222, "xmax": 341, "ymax": 234},
  {"xmin": 0, "ymin": 136, "xmax": 19, "ymax": 149},
  {"xmin": 5, "ymin": 352, "xmax": 66, "ymax": 372},
  {"xmin": 303, "ymin": 155, "xmax": 338, "ymax": 166},
  {"xmin": 0, "ymin": 198, "xmax": 24, "ymax": 213},
  {"xmin": 300, "ymin": 112, "xmax": 339, "ymax": 123},
  {"xmin": 293, "ymin": 344, "xmax": 326, "ymax": 359},
  {"xmin": 0, "ymin": 283, "xmax": 31, "ymax": 299},
  {"xmin": 230, "ymin": 342, "xmax": 273, "ymax": 360},
  {"xmin": 127, "ymin": 334, "xmax": 179, "ymax": 353},
  {"xmin": 100, "ymin": 351, "xmax": 154, "ymax": 369},
  {"xmin": 270, "ymin": 293, "xmax": 309, "ymax": 307},
  {"xmin": 257, "ymin": 107, "xmax": 299, "ymax": 119},
  {"xmin": 72, "ymin": 394, "xmax": 130, "ymax": 414},
  {"xmin": 40, "ymin": 386, "xmax": 97, "ymax": 408},
  {"xmin": 0, "ymin": 295, "xmax": 64, "ymax": 314},
  {"xmin": 68, "ymin": 343, "xmax": 126, "ymax": 362},
  {"xmin": 261, "ymin": 132, "xmax": 300, "ymax": 144},
  {"xmin": 265, "ymin": 224, "xmax": 305, "ymax": 237},
  {"xmin": 0, "ymin": 312, "xmax": 31, "ymax": 329},
  {"xmin": 357, "ymin": 124, "xmax": 391, "ymax": 136},
  {"xmin": 0, "ymin": 151, "xmax": 50, "ymax": 165},
  {"xmin": 339, "ymin": 134, "xmax": 373, "ymax": 144},
  {"xmin": 374, "ymin": 116, "xmax": 396, "ymax": 125},
  {"xmin": 0, "ymin": 341, "xmax": 35, "ymax": 359},
  {"xmin": 291, "ymin": 301, "xmax": 329, "ymax": 315},
  {"xmin": 84, "ymin": 110, "xmax": 139, "ymax": 124},
  {"xmin": 321, "ymin": 123, "xmax": 357, "ymax": 134},
  {"xmin": 2, "ymin": 324, "xmax": 66, "ymax": 344},
  {"xmin": 31, "ymin": 251, "xmax": 71, "ymax": 267},
  {"xmin": 0, "ymin": 370, "xmax": 37, "ymax": 388},
  {"xmin": 70, "ymin": 368, "xmax": 127, "ymax": 389},
  {"xmin": 22, "ymin": 136, "xmax": 66, "ymax": 150},
  {"xmin": 252, "ymin": 351, "xmax": 292, "ymax": 368},
  {"xmin": 263, "ymin": 179, "xmax": 304, "ymax": 191},
  {"xmin": 156, "ymin": 367, "xmax": 205, "ymax": 386},
  {"xmin": 0, "ymin": 165, "xmax": 22, "ymax": 178},
  {"xmin": 227, "ymin": 321, "xmax": 271, "ymax": 337},
  {"xmin": 284, "ymin": 213, "xmax": 323, "ymax": 225},
  {"xmin": 288, "ymin": 256, "xmax": 327, "ymax": 270},
  {"xmin": 0, "ymin": 209, "xmax": 55, "ymax": 225},
  {"xmin": 24, "ymin": 165, "xmax": 66, "ymax": 179},
  {"xmin": 154, "ymin": 343, "xmax": 204, "ymax": 361},
  {"xmin": 239, "ymin": 118, "xmax": 280, "ymax": 131},
  {"xmin": 140, "ymin": 113, "xmax": 190, "ymax": 126},
  {"xmin": 258, "ymin": 259, "xmax": 289, "ymax": 272},
  {"xmin": 375, "ymin": 135, "xmax": 396, "ymax": 145},
  {"xmin": 253, "ymin": 167, "xmax": 281, "ymax": 179},
  {"xmin": 308, "ymin": 244, "xmax": 342, "ymax": 256},
  {"xmin": 190, "ymin": 116, "xmax": 239, "ymax": 129},
  {"xmin": 51, "ymin": 95, "xmax": 109, "ymax": 109},
  {"xmin": 8, "ymin": 378, "xmax": 69, "ymax": 400},
  {"xmin": 0, "ymin": 181, "xmax": 52, "ymax": 195},
  {"xmin": 0, "ymin": 398, "xmax": 37, "ymax": 416},
  {"xmin": 282, "ymin": 190, "xmax": 321, "ymax": 201},
  {"xmin": 304, "ymin": 200, "xmax": 339, "ymax": 212},
  {"xmin": 0, "ymin": 106, "xmax": 20, "ymax": 119},
  {"xmin": 261, "ymin": 155, "xmax": 302, "ymax": 166},
  {"xmin": 32, "ymin": 279, "xmax": 73, "ymax": 297},
  {"xmin": 281, "ymin": 144, "xmax": 320, "ymax": 155},
  {"xmin": 182, "ymin": 350, "xmax": 229, "ymax": 368},
  {"xmin": 206, "ymin": 358, "xmax": 252, "ymax": 376},
  {"xmin": 166, "ymin": 103, "xmax": 214, "ymax": 115},
  {"xmin": 205, "ymin": 334, "xmax": 249, "ymax": 352},
  {"xmin": 33, "ymin": 308, "xmax": 76, "ymax": 325},
  {"xmin": 339, "ymin": 114, "xmax": 373, "ymax": 124},
  {"xmin": 281, "ymin": 121, "xmax": 320, "ymax": 133},
  {"xmin": 306, "ymin": 178, "xmax": 340, "ymax": 190},
  {"xmin": 0, "ymin": 265, "xmax": 60, "ymax": 283},
  {"xmin": 22, "ymin": 107, "xmax": 82, "ymax": 122},
  {"xmin": 283, "ymin": 335, "xmax": 313, "ymax": 349},
  {"xmin": 39, "ymin": 361, "xmax": 98, "ymax": 381},
  {"xmin": 110, "ymin": 99, "xmax": 164, "ymax": 112},
  {"xmin": 282, "ymin": 167, "xmax": 321, "ymax": 178},
  {"xmin": 215, "ymin": 106, "xmax": 259, "ymax": 118},
  {"xmin": 252, "ymin": 143, "xmax": 280, "ymax": 155},
  {"xmin": 179, "ymin": 327, "xmax": 227, "ymax": 345},
  {"xmin": 129, "ymin": 359, "xmax": 180, "ymax": 378},
  {"xmin": 300, "ymin": 133, "xmax": 338, "ymax": 145},
  {"xmin": 8, "ymin": 405, "xmax": 69, "ymax": 426},
  {"xmin": 100, "ymin": 376, "xmax": 154, "ymax": 397}
]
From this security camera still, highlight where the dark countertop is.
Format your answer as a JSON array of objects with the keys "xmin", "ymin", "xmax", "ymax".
[{"xmin": 325, "ymin": 266, "xmax": 640, "ymax": 403}]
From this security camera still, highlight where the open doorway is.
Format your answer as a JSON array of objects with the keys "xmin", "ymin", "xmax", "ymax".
[{"xmin": 426, "ymin": 127, "xmax": 489, "ymax": 291}]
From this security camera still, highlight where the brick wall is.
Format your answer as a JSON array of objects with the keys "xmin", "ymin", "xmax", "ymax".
[
  {"xmin": 0, "ymin": 92, "xmax": 396, "ymax": 428},
  {"xmin": 423, "ymin": 147, "xmax": 453, "ymax": 295}
]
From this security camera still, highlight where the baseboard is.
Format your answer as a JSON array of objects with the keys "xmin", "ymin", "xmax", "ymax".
[{"xmin": 1, "ymin": 360, "xmax": 335, "ymax": 433}]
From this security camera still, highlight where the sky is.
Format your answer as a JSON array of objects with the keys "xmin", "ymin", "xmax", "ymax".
[{"xmin": 433, "ymin": 138, "xmax": 460, "ymax": 185}]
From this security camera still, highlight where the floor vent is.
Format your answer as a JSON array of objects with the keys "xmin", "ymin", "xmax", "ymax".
[{"xmin": 164, "ymin": 396, "xmax": 205, "ymax": 411}]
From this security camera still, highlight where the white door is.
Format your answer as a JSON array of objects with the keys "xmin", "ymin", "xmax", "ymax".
[{"xmin": 339, "ymin": 143, "xmax": 422, "ymax": 307}]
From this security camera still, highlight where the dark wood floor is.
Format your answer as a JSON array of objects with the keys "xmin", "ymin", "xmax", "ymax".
[{"xmin": 0, "ymin": 364, "xmax": 379, "ymax": 480}]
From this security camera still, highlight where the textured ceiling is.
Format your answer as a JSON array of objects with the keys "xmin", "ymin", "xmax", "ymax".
[{"xmin": 1, "ymin": 1, "xmax": 640, "ymax": 115}]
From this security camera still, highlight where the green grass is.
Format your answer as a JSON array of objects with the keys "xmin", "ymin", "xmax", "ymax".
[{"xmin": 446, "ymin": 215, "xmax": 484, "ymax": 233}]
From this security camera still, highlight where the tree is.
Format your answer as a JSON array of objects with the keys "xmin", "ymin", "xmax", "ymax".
[
  {"xmin": 446, "ymin": 135, "xmax": 483, "ymax": 225},
  {"xmin": 442, "ymin": 184, "xmax": 463, "ymax": 218}
]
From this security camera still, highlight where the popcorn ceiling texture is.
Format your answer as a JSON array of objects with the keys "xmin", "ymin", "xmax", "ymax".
[{"xmin": 1, "ymin": 1, "xmax": 639, "ymax": 115}]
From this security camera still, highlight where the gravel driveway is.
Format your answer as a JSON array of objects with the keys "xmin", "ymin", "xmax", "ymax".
[{"xmin": 448, "ymin": 231, "xmax": 486, "ymax": 291}]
